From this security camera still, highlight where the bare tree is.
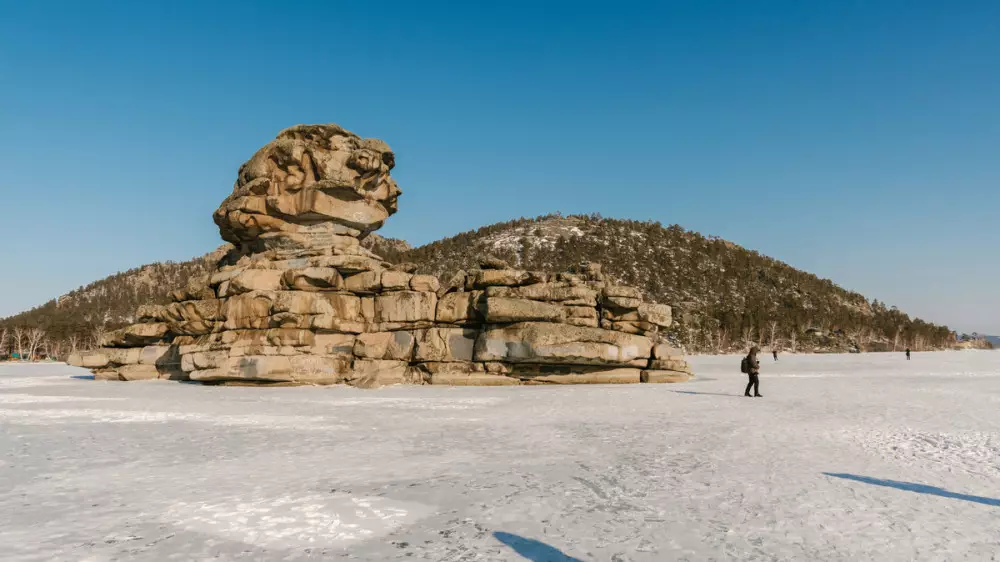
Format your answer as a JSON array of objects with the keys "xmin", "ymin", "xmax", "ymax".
[
  {"xmin": 91, "ymin": 324, "xmax": 108, "ymax": 350},
  {"xmin": 893, "ymin": 327, "xmax": 902, "ymax": 352},
  {"xmin": 717, "ymin": 327, "xmax": 729, "ymax": 353},
  {"xmin": 702, "ymin": 328, "xmax": 715, "ymax": 354},
  {"xmin": 848, "ymin": 326, "xmax": 865, "ymax": 350},
  {"xmin": 768, "ymin": 320, "xmax": 780, "ymax": 350},
  {"xmin": 67, "ymin": 333, "xmax": 80, "ymax": 354},
  {"xmin": 741, "ymin": 324, "xmax": 756, "ymax": 349},
  {"xmin": 789, "ymin": 330, "xmax": 798, "ymax": 353},
  {"xmin": 26, "ymin": 327, "xmax": 47, "ymax": 361},
  {"xmin": 861, "ymin": 328, "xmax": 872, "ymax": 347},
  {"xmin": 13, "ymin": 327, "xmax": 26, "ymax": 359},
  {"xmin": 48, "ymin": 339, "xmax": 63, "ymax": 362},
  {"xmin": 0, "ymin": 327, "xmax": 8, "ymax": 358}
]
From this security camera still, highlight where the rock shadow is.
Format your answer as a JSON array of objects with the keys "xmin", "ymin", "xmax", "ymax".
[
  {"xmin": 824, "ymin": 473, "xmax": 1000, "ymax": 507},
  {"xmin": 493, "ymin": 531, "xmax": 583, "ymax": 561},
  {"xmin": 70, "ymin": 375, "xmax": 95, "ymax": 380}
]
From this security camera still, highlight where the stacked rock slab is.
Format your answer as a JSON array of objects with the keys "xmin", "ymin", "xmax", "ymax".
[{"xmin": 68, "ymin": 123, "xmax": 692, "ymax": 387}]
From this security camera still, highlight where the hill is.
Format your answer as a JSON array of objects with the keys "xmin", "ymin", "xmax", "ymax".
[
  {"xmin": 391, "ymin": 214, "xmax": 956, "ymax": 353},
  {"xmin": 0, "ymin": 246, "xmax": 227, "ymax": 356},
  {"xmin": 1, "ymin": 215, "xmax": 961, "ymax": 357}
]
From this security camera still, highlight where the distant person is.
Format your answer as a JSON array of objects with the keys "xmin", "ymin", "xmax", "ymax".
[
  {"xmin": 905, "ymin": 348, "xmax": 911, "ymax": 360},
  {"xmin": 773, "ymin": 349, "xmax": 778, "ymax": 361},
  {"xmin": 742, "ymin": 346, "xmax": 762, "ymax": 398}
]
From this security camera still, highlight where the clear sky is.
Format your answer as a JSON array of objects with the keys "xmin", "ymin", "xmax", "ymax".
[{"xmin": 1, "ymin": 1, "xmax": 998, "ymax": 333}]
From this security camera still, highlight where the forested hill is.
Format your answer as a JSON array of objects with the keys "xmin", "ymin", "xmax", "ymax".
[
  {"xmin": 2, "ymin": 215, "xmax": 965, "ymax": 355},
  {"xmin": 0, "ymin": 246, "xmax": 227, "ymax": 352},
  {"xmin": 386, "ymin": 214, "xmax": 957, "ymax": 353}
]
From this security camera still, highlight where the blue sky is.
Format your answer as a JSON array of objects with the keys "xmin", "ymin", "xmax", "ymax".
[{"xmin": 1, "ymin": 1, "xmax": 998, "ymax": 333}]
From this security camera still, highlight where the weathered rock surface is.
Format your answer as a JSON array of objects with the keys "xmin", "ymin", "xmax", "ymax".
[
  {"xmin": 474, "ymin": 322, "xmax": 652, "ymax": 366},
  {"xmin": 102, "ymin": 323, "xmax": 169, "ymax": 347},
  {"xmin": 117, "ymin": 364, "xmax": 161, "ymax": 381},
  {"xmin": 508, "ymin": 365, "xmax": 643, "ymax": 385},
  {"xmin": 69, "ymin": 124, "xmax": 692, "ymax": 387},
  {"xmin": 436, "ymin": 291, "xmax": 483, "ymax": 324},
  {"xmin": 424, "ymin": 371, "xmax": 520, "ymax": 386},
  {"xmin": 414, "ymin": 328, "xmax": 477, "ymax": 362},
  {"xmin": 68, "ymin": 352, "xmax": 109, "ymax": 369},
  {"xmin": 479, "ymin": 297, "xmax": 565, "ymax": 323},
  {"xmin": 213, "ymin": 124, "xmax": 401, "ymax": 252},
  {"xmin": 640, "ymin": 370, "xmax": 693, "ymax": 383}
]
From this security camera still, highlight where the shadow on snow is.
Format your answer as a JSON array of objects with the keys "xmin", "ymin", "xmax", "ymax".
[
  {"xmin": 493, "ymin": 532, "xmax": 583, "ymax": 562},
  {"xmin": 669, "ymin": 390, "xmax": 743, "ymax": 398},
  {"xmin": 824, "ymin": 473, "xmax": 1000, "ymax": 507}
]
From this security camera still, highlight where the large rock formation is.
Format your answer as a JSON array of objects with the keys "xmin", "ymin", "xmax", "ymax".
[{"xmin": 69, "ymin": 124, "xmax": 692, "ymax": 387}]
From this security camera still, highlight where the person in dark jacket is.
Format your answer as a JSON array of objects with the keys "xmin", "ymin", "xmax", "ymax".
[
  {"xmin": 772, "ymin": 349, "xmax": 778, "ymax": 361},
  {"xmin": 745, "ymin": 346, "xmax": 762, "ymax": 397},
  {"xmin": 905, "ymin": 348, "xmax": 911, "ymax": 360}
]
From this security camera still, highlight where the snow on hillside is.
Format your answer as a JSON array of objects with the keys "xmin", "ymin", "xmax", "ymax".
[
  {"xmin": 2, "ymin": 352, "xmax": 999, "ymax": 561},
  {"xmin": 479, "ymin": 216, "xmax": 588, "ymax": 252}
]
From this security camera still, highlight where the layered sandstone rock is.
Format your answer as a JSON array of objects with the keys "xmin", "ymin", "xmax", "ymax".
[{"xmin": 69, "ymin": 123, "xmax": 691, "ymax": 386}]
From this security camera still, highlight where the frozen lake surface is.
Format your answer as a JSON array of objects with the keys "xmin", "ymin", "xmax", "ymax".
[{"xmin": 2, "ymin": 352, "xmax": 999, "ymax": 561}]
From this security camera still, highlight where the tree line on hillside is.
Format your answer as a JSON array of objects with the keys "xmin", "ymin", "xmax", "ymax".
[
  {"xmin": 397, "ymin": 214, "xmax": 961, "ymax": 353},
  {"xmin": 0, "ymin": 257, "xmax": 217, "ymax": 361}
]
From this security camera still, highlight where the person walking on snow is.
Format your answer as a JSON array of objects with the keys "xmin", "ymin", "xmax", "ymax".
[
  {"xmin": 745, "ymin": 346, "xmax": 762, "ymax": 398},
  {"xmin": 905, "ymin": 348, "xmax": 911, "ymax": 360},
  {"xmin": 772, "ymin": 349, "xmax": 778, "ymax": 361}
]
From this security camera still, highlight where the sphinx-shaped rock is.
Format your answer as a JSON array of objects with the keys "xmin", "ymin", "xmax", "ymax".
[{"xmin": 69, "ymin": 123, "xmax": 692, "ymax": 387}]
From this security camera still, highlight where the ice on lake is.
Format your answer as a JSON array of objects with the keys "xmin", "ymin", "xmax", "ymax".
[{"xmin": 1, "ymin": 352, "xmax": 998, "ymax": 561}]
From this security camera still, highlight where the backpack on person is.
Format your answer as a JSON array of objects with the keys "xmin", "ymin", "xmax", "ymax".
[{"xmin": 740, "ymin": 356, "xmax": 749, "ymax": 374}]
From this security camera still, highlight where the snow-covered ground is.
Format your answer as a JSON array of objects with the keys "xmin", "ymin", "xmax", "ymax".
[{"xmin": 1, "ymin": 352, "xmax": 998, "ymax": 561}]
